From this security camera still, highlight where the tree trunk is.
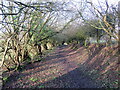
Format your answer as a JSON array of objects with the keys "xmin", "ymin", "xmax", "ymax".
[
  {"xmin": 96, "ymin": 29, "xmax": 100, "ymax": 44},
  {"xmin": 43, "ymin": 43, "xmax": 48, "ymax": 50},
  {"xmin": 37, "ymin": 44, "xmax": 42, "ymax": 55}
]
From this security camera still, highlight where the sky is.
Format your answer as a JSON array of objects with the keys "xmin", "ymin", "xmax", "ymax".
[
  {"xmin": 92, "ymin": 0, "xmax": 119, "ymax": 5},
  {"xmin": 0, "ymin": 0, "xmax": 119, "ymax": 29},
  {"xmin": 1, "ymin": 0, "xmax": 118, "ymax": 5}
]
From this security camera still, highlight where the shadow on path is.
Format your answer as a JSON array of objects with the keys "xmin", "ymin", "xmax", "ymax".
[
  {"xmin": 35, "ymin": 67, "xmax": 102, "ymax": 88},
  {"xmin": 3, "ymin": 45, "xmax": 104, "ymax": 88}
]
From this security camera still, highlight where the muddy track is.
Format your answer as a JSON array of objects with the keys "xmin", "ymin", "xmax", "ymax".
[{"xmin": 3, "ymin": 45, "xmax": 102, "ymax": 88}]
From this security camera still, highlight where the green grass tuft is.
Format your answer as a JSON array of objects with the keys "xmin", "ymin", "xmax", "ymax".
[{"xmin": 29, "ymin": 77, "xmax": 38, "ymax": 82}]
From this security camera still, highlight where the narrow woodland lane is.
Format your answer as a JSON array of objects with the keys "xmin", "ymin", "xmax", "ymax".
[
  {"xmin": 3, "ymin": 45, "xmax": 102, "ymax": 88},
  {"xmin": 40, "ymin": 46, "xmax": 101, "ymax": 88},
  {"xmin": 1, "ymin": 0, "xmax": 119, "ymax": 89}
]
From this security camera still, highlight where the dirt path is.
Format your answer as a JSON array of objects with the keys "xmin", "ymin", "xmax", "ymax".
[
  {"xmin": 0, "ymin": 68, "xmax": 2, "ymax": 90},
  {"xmin": 3, "ymin": 45, "xmax": 102, "ymax": 88}
]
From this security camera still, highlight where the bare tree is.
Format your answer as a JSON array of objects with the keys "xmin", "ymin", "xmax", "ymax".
[
  {"xmin": 0, "ymin": 0, "xmax": 76, "ymax": 70},
  {"xmin": 77, "ymin": 0, "xmax": 119, "ymax": 43}
]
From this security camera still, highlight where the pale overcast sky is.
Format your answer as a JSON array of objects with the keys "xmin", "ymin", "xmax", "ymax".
[
  {"xmin": 0, "ymin": 0, "xmax": 119, "ymax": 33},
  {"xmin": 2, "ymin": 0, "xmax": 118, "ymax": 5}
]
